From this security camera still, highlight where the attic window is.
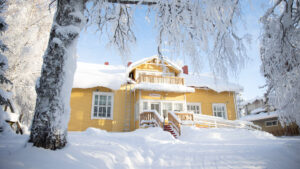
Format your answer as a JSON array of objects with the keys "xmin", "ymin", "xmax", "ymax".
[
  {"xmin": 91, "ymin": 92, "xmax": 114, "ymax": 119},
  {"xmin": 129, "ymin": 72, "xmax": 134, "ymax": 79}
]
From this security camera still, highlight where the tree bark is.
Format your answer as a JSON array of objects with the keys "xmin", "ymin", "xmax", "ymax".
[{"xmin": 29, "ymin": 0, "xmax": 85, "ymax": 150}]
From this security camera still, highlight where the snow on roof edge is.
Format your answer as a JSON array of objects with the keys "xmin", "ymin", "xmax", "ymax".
[
  {"xmin": 183, "ymin": 73, "xmax": 243, "ymax": 93},
  {"xmin": 240, "ymin": 111, "xmax": 278, "ymax": 122},
  {"xmin": 133, "ymin": 83, "xmax": 195, "ymax": 93},
  {"xmin": 126, "ymin": 55, "xmax": 182, "ymax": 75},
  {"xmin": 73, "ymin": 61, "xmax": 243, "ymax": 93}
]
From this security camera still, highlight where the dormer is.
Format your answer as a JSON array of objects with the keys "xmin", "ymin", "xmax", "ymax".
[{"xmin": 127, "ymin": 56, "xmax": 182, "ymax": 83}]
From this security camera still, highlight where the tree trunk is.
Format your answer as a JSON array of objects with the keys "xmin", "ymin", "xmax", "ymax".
[{"xmin": 29, "ymin": 0, "xmax": 85, "ymax": 150}]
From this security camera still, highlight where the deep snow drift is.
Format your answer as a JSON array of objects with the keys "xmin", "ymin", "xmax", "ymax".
[{"xmin": 0, "ymin": 127, "xmax": 300, "ymax": 169}]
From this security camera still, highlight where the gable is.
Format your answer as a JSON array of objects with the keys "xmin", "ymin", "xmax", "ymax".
[
  {"xmin": 135, "ymin": 58, "xmax": 180, "ymax": 75},
  {"xmin": 127, "ymin": 56, "xmax": 182, "ymax": 80}
]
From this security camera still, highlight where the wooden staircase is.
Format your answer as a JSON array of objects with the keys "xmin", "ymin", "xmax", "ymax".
[
  {"xmin": 140, "ymin": 111, "xmax": 181, "ymax": 138},
  {"xmin": 163, "ymin": 124, "xmax": 179, "ymax": 138}
]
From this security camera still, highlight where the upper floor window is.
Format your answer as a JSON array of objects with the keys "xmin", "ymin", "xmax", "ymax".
[
  {"xmin": 92, "ymin": 92, "xmax": 114, "ymax": 119},
  {"xmin": 212, "ymin": 103, "xmax": 227, "ymax": 119},
  {"xmin": 187, "ymin": 103, "xmax": 201, "ymax": 114}
]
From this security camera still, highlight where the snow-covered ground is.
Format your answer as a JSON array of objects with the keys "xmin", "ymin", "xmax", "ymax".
[{"xmin": 1, "ymin": 127, "xmax": 300, "ymax": 169}]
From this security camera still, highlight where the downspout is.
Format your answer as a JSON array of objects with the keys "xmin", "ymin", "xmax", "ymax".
[{"xmin": 233, "ymin": 92, "xmax": 239, "ymax": 119}]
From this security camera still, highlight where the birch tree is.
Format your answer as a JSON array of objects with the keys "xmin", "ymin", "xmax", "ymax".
[
  {"xmin": 29, "ymin": 0, "xmax": 248, "ymax": 150},
  {"xmin": 0, "ymin": 0, "xmax": 12, "ymax": 132},
  {"xmin": 2, "ymin": 0, "xmax": 54, "ymax": 130},
  {"xmin": 260, "ymin": 0, "xmax": 300, "ymax": 126}
]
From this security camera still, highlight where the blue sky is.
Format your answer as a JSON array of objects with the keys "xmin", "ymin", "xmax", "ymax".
[{"xmin": 77, "ymin": 0, "xmax": 269, "ymax": 100}]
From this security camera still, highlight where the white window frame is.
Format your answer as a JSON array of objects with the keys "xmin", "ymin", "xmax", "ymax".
[
  {"xmin": 265, "ymin": 120, "xmax": 278, "ymax": 127},
  {"xmin": 187, "ymin": 103, "xmax": 201, "ymax": 114},
  {"xmin": 91, "ymin": 92, "xmax": 114, "ymax": 120},
  {"xmin": 212, "ymin": 103, "xmax": 227, "ymax": 119},
  {"xmin": 173, "ymin": 103, "xmax": 184, "ymax": 112},
  {"xmin": 139, "ymin": 99, "xmax": 185, "ymax": 117}
]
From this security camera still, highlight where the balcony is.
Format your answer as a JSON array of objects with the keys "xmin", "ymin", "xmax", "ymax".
[{"xmin": 136, "ymin": 74, "xmax": 184, "ymax": 85}]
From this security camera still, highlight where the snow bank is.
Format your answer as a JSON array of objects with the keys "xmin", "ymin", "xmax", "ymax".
[
  {"xmin": 133, "ymin": 83, "xmax": 195, "ymax": 93},
  {"xmin": 183, "ymin": 73, "xmax": 243, "ymax": 93},
  {"xmin": 1, "ymin": 127, "xmax": 300, "ymax": 169},
  {"xmin": 240, "ymin": 111, "xmax": 278, "ymax": 121},
  {"xmin": 180, "ymin": 126, "xmax": 275, "ymax": 143},
  {"xmin": 73, "ymin": 62, "xmax": 126, "ymax": 90}
]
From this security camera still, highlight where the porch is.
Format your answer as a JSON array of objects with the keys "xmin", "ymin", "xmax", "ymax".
[{"xmin": 139, "ymin": 111, "xmax": 261, "ymax": 138}]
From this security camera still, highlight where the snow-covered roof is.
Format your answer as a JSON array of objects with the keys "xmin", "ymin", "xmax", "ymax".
[
  {"xmin": 73, "ymin": 62, "xmax": 126, "ymax": 90},
  {"xmin": 73, "ymin": 61, "xmax": 242, "ymax": 93},
  {"xmin": 240, "ymin": 111, "xmax": 278, "ymax": 122},
  {"xmin": 133, "ymin": 83, "xmax": 195, "ymax": 93},
  {"xmin": 126, "ymin": 55, "xmax": 182, "ymax": 74},
  {"xmin": 250, "ymin": 107, "xmax": 267, "ymax": 115},
  {"xmin": 241, "ymin": 96, "xmax": 265, "ymax": 106},
  {"xmin": 183, "ymin": 73, "xmax": 243, "ymax": 93}
]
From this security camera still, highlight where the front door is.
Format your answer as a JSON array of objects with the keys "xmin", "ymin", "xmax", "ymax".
[{"xmin": 151, "ymin": 102, "xmax": 161, "ymax": 116}]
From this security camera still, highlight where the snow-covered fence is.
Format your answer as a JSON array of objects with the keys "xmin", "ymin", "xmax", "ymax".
[{"xmin": 176, "ymin": 112, "xmax": 261, "ymax": 130}]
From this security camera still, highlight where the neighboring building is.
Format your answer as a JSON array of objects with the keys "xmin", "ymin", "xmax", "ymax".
[
  {"xmin": 241, "ymin": 97, "xmax": 266, "ymax": 116},
  {"xmin": 240, "ymin": 97, "xmax": 299, "ymax": 136},
  {"xmin": 68, "ymin": 56, "xmax": 242, "ymax": 132},
  {"xmin": 240, "ymin": 112, "xmax": 299, "ymax": 136}
]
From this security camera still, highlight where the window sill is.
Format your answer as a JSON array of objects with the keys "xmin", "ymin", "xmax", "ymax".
[{"xmin": 91, "ymin": 117, "xmax": 113, "ymax": 120}]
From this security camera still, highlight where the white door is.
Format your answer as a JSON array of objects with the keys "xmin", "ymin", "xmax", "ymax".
[
  {"xmin": 151, "ymin": 102, "xmax": 161, "ymax": 116},
  {"xmin": 162, "ymin": 102, "xmax": 172, "ymax": 118}
]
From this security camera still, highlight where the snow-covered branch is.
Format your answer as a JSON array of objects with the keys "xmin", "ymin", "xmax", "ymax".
[{"xmin": 260, "ymin": 0, "xmax": 300, "ymax": 126}]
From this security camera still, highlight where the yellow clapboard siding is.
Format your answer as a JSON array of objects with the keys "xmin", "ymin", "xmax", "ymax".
[
  {"xmin": 186, "ymin": 89, "xmax": 236, "ymax": 120},
  {"xmin": 68, "ymin": 86, "xmax": 136, "ymax": 132},
  {"xmin": 141, "ymin": 90, "xmax": 185, "ymax": 101}
]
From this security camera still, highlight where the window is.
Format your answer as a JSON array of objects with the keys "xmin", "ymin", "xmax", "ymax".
[
  {"xmin": 212, "ymin": 104, "xmax": 227, "ymax": 119},
  {"xmin": 174, "ymin": 103, "xmax": 183, "ymax": 112},
  {"xmin": 163, "ymin": 102, "xmax": 172, "ymax": 112},
  {"xmin": 150, "ymin": 102, "xmax": 161, "ymax": 115},
  {"xmin": 92, "ymin": 92, "xmax": 114, "ymax": 119},
  {"xmin": 265, "ymin": 120, "xmax": 278, "ymax": 127},
  {"xmin": 143, "ymin": 101, "xmax": 148, "ymax": 110},
  {"xmin": 187, "ymin": 103, "xmax": 201, "ymax": 114}
]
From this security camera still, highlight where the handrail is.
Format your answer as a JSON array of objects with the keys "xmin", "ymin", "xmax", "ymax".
[
  {"xmin": 193, "ymin": 114, "xmax": 261, "ymax": 130},
  {"xmin": 140, "ymin": 111, "xmax": 163, "ymax": 128},
  {"xmin": 168, "ymin": 112, "xmax": 181, "ymax": 136},
  {"xmin": 175, "ymin": 112, "xmax": 194, "ymax": 121},
  {"xmin": 175, "ymin": 112, "xmax": 261, "ymax": 131},
  {"xmin": 136, "ymin": 74, "xmax": 184, "ymax": 85}
]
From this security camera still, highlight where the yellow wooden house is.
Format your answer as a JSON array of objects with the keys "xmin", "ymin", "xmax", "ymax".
[{"xmin": 68, "ymin": 56, "xmax": 243, "ymax": 134}]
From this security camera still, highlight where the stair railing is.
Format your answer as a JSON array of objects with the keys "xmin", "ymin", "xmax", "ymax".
[
  {"xmin": 167, "ymin": 111, "xmax": 181, "ymax": 136},
  {"xmin": 140, "ymin": 110, "xmax": 164, "ymax": 128}
]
